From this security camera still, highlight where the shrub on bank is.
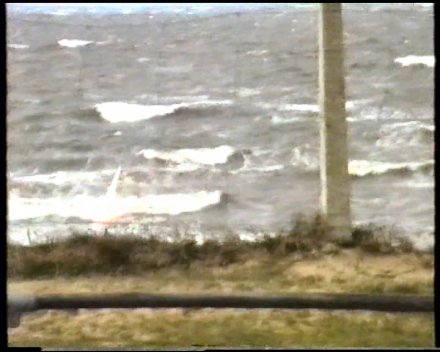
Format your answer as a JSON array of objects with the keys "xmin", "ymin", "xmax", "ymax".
[{"xmin": 7, "ymin": 215, "xmax": 421, "ymax": 279}]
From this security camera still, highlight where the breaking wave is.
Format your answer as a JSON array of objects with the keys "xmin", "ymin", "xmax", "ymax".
[
  {"xmin": 137, "ymin": 145, "xmax": 237, "ymax": 167},
  {"xmin": 348, "ymin": 160, "xmax": 434, "ymax": 177},
  {"xmin": 8, "ymin": 190, "xmax": 225, "ymax": 222},
  {"xmin": 290, "ymin": 147, "xmax": 434, "ymax": 177},
  {"xmin": 8, "ymin": 43, "xmax": 29, "ymax": 49},
  {"xmin": 394, "ymin": 55, "xmax": 435, "ymax": 68},
  {"xmin": 95, "ymin": 100, "xmax": 233, "ymax": 123},
  {"xmin": 58, "ymin": 39, "xmax": 94, "ymax": 48},
  {"xmin": 376, "ymin": 121, "xmax": 434, "ymax": 147}
]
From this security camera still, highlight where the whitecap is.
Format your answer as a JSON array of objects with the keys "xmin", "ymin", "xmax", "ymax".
[
  {"xmin": 8, "ymin": 44, "xmax": 29, "ymax": 49},
  {"xmin": 348, "ymin": 160, "xmax": 434, "ymax": 177},
  {"xmin": 376, "ymin": 121, "xmax": 434, "ymax": 147},
  {"xmin": 237, "ymin": 88, "xmax": 261, "ymax": 97},
  {"xmin": 279, "ymin": 104, "xmax": 319, "ymax": 113},
  {"xmin": 394, "ymin": 180, "xmax": 434, "ymax": 189},
  {"xmin": 271, "ymin": 115, "xmax": 303, "ymax": 125},
  {"xmin": 50, "ymin": 10, "xmax": 71, "ymax": 16},
  {"xmin": 8, "ymin": 190, "xmax": 224, "ymax": 222},
  {"xmin": 258, "ymin": 101, "xmax": 355, "ymax": 113},
  {"xmin": 246, "ymin": 50, "xmax": 268, "ymax": 56},
  {"xmin": 95, "ymin": 100, "xmax": 233, "ymax": 123},
  {"xmin": 95, "ymin": 102, "xmax": 184, "ymax": 123},
  {"xmin": 394, "ymin": 55, "xmax": 434, "ymax": 68},
  {"xmin": 289, "ymin": 147, "xmax": 434, "ymax": 177},
  {"xmin": 58, "ymin": 39, "xmax": 93, "ymax": 48},
  {"xmin": 137, "ymin": 145, "xmax": 236, "ymax": 166},
  {"xmin": 231, "ymin": 164, "xmax": 284, "ymax": 175},
  {"xmin": 291, "ymin": 146, "xmax": 319, "ymax": 171},
  {"xmin": 11, "ymin": 169, "xmax": 116, "ymax": 186}
]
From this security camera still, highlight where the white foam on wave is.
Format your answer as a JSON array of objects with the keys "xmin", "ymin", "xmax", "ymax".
[
  {"xmin": 231, "ymin": 164, "xmax": 284, "ymax": 175},
  {"xmin": 349, "ymin": 107, "xmax": 412, "ymax": 122},
  {"xmin": 291, "ymin": 146, "xmax": 319, "ymax": 171},
  {"xmin": 258, "ymin": 101, "xmax": 355, "ymax": 113},
  {"xmin": 137, "ymin": 57, "xmax": 150, "ymax": 63},
  {"xmin": 137, "ymin": 145, "xmax": 236, "ymax": 166},
  {"xmin": 384, "ymin": 121, "xmax": 428, "ymax": 129},
  {"xmin": 271, "ymin": 115, "xmax": 303, "ymax": 125},
  {"xmin": 279, "ymin": 104, "xmax": 319, "ymax": 113},
  {"xmin": 96, "ymin": 102, "xmax": 183, "ymax": 123},
  {"xmin": 394, "ymin": 178, "xmax": 434, "ymax": 189},
  {"xmin": 10, "ymin": 170, "xmax": 117, "ymax": 186},
  {"xmin": 290, "ymin": 147, "xmax": 434, "ymax": 177},
  {"xmin": 8, "ymin": 44, "xmax": 29, "ymax": 49},
  {"xmin": 246, "ymin": 50, "xmax": 268, "ymax": 56},
  {"xmin": 50, "ymin": 10, "xmax": 72, "ymax": 16},
  {"xmin": 8, "ymin": 190, "xmax": 223, "ymax": 222},
  {"xmin": 58, "ymin": 39, "xmax": 93, "ymax": 48},
  {"xmin": 376, "ymin": 121, "xmax": 434, "ymax": 147},
  {"xmin": 237, "ymin": 88, "xmax": 261, "ymax": 97},
  {"xmin": 95, "ymin": 100, "xmax": 233, "ymax": 123},
  {"xmin": 394, "ymin": 55, "xmax": 435, "ymax": 68},
  {"xmin": 348, "ymin": 160, "xmax": 434, "ymax": 177}
]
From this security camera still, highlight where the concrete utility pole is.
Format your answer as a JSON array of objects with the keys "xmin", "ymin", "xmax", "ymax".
[{"xmin": 318, "ymin": 3, "xmax": 351, "ymax": 241}]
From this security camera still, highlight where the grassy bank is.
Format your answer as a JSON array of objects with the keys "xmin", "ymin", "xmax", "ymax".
[
  {"xmin": 7, "ymin": 216, "xmax": 425, "ymax": 278},
  {"xmin": 8, "ymin": 216, "xmax": 434, "ymax": 348}
]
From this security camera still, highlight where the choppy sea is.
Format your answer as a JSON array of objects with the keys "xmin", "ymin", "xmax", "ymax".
[{"xmin": 6, "ymin": 3, "xmax": 434, "ymax": 250}]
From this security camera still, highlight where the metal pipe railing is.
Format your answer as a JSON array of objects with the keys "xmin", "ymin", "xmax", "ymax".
[{"xmin": 8, "ymin": 292, "xmax": 434, "ymax": 328}]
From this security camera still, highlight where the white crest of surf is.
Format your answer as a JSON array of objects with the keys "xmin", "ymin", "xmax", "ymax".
[
  {"xmin": 95, "ymin": 100, "xmax": 232, "ymax": 123},
  {"xmin": 348, "ymin": 160, "xmax": 434, "ymax": 177},
  {"xmin": 395, "ymin": 180, "xmax": 434, "ymax": 189},
  {"xmin": 246, "ymin": 50, "xmax": 268, "ymax": 56},
  {"xmin": 258, "ymin": 101, "xmax": 355, "ymax": 113},
  {"xmin": 9, "ymin": 167, "xmax": 223, "ymax": 222},
  {"xmin": 50, "ymin": 10, "xmax": 71, "ymax": 16},
  {"xmin": 163, "ymin": 163, "xmax": 203, "ymax": 173},
  {"xmin": 96, "ymin": 102, "xmax": 183, "ymax": 123},
  {"xmin": 291, "ymin": 146, "xmax": 319, "ymax": 171},
  {"xmin": 279, "ymin": 104, "xmax": 320, "ymax": 113},
  {"xmin": 394, "ymin": 55, "xmax": 435, "ymax": 68},
  {"xmin": 137, "ymin": 145, "xmax": 236, "ymax": 166},
  {"xmin": 231, "ymin": 164, "xmax": 284, "ymax": 175},
  {"xmin": 11, "ymin": 169, "xmax": 117, "ymax": 185},
  {"xmin": 237, "ymin": 88, "xmax": 261, "ymax": 97},
  {"xmin": 376, "ymin": 121, "xmax": 434, "ymax": 147},
  {"xmin": 388, "ymin": 121, "xmax": 433, "ymax": 132},
  {"xmin": 290, "ymin": 148, "xmax": 434, "ymax": 176},
  {"xmin": 8, "ymin": 43, "xmax": 29, "ymax": 49},
  {"xmin": 8, "ymin": 191, "xmax": 223, "ymax": 222},
  {"xmin": 271, "ymin": 115, "xmax": 303, "ymax": 125},
  {"xmin": 58, "ymin": 39, "xmax": 93, "ymax": 48}
]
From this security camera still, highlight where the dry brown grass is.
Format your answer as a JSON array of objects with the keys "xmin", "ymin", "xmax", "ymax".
[
  {"xmin": 8, "ymin": 305, "xmax": 434, "ymax": 348},
  {"xmin": 8, "ymin": 215, "xmax": 426, "ymax": 279},
  {"xmin": 8, "ymin": 249, "xmax": 433, "ymax": 297},
  {"xmin": 7, "ymin": 216, "xmax": 434, "ymax": 348},
  {"xmin": 8, "ymin": 250, "xmax": 434, "ymax": 348}
]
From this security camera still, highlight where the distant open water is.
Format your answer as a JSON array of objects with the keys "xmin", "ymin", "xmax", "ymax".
[{"xmin": 6, "ymin": 4, "xmax": 434, "ymax": 250}]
